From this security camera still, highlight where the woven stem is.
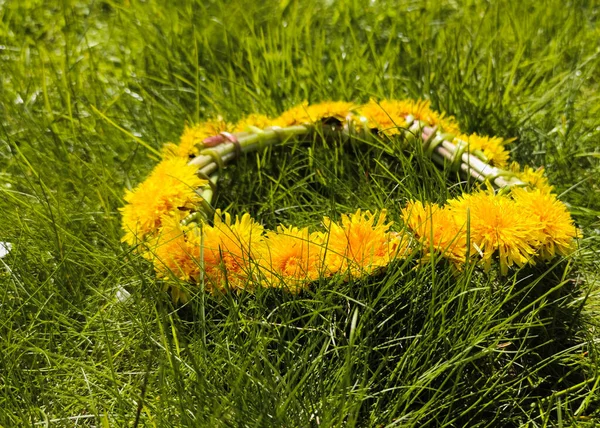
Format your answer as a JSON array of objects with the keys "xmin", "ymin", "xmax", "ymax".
[
  {"xmin": 419, "ymin": 126, "xmax": 525, "ymax": 188},
  {"xmin": 188, "ymin": 125, "xmax": 312, "ymax": 216},
  {"xmin": 187, "ymin": 119, "xmax": 524, "ymax": 219},
  {"xmin": 188, "ymin": 125, "xmax": 310, "ymax": 174}
]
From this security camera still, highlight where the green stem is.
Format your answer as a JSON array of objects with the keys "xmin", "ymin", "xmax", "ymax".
[
  {"xmin": 186, "ymin": 119, "xmax": 525, "ymax": 224},
  {"xmin": 188, "ymin": 125, "xmax": 311, "ymax": 174},
  {"xmin": 419, "ymin": 125, "xmax": 525, "ymax": 189}
]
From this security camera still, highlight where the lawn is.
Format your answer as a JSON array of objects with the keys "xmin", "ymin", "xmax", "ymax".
[{"xmin": 1, "ymin": 0, "xmax": 599, "ymax": 426}]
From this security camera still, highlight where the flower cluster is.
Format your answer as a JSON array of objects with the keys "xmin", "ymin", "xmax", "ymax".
[
  {"xmin": 453, "ymin": 133, "xmax": 512, "ymax": 168},
  {"xmin": 120, "ymin": 98, "xmax": 579, "ymax": 302},
  {"xmin": 402, "ymin": 188, "xmax": 578, "ymax": 275},
  {"xmin": 120, "ymin": 157, "xmax": 207, "ymax": 246},
  {"xmin": 150, "ymin": 209, "xmax": 407, "ymax": 301},
  {"xmin": 168, "ymin": 99, "xmax": 499, "ymax": 162}
]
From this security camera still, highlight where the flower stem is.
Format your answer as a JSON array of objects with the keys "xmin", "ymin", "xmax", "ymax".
[
  {"xmin": 188, "ymin": 125, "xmax": 311, "ymax": 177},
  {"xmin": 187, "ymin": 119, "xmax": 523, "ymax": 217},
  {"xmin": 420, "ymin": 126, "xmax": 525, "ymax": 189}
]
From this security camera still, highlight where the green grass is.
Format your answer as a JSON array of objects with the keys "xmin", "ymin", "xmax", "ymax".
[{"xmin": 1, "ymin": 0, "xmax": 599, "ymax": 426}]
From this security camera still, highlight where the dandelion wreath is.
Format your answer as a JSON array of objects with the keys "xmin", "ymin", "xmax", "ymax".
[{"xmin": 120, "ymin": 99, "xmax": 579, "ymax": 303}]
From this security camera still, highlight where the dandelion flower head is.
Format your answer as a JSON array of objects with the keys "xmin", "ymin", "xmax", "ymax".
[
  {"xmin": 323, "ymin": 209, "xmax": 396, "ymax": 276},
  {"xmin": 259, "ymin": 225, "xmax": 325, "ymax": 292},
  {"xmin": 512, "ymin": 188, "xmax": 578, "ymax": 260},
  {"xmin": 151, "ymin": 214, "xmax": 202, "ymax": 302},
  {"xmin": 449, "ymin": 190, "xmax": 543, "ymax": 275},
  {"xmin": 202, "ymin": 211, "xmax": 264, "ymax": 292},
  {"xmin": 120, "ymin": 157, "xmax": 207, "ymax": 245},
  {"xmin": 401, "ymin": 200, "xmax": 468, "ymax": 266},
  {"xmin": 454, "ymin": 133, "xmax": 511, "ymax": 168}
]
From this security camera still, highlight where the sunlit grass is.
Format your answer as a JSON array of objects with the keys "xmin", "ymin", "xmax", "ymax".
[{"xmin": 0, "ymin": 0, "xmax": 599, "ymax": 426}]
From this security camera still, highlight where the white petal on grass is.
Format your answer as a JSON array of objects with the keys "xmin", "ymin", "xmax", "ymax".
[
  {"xmin": 0, "ymin": 242, "xmax": 12, "ymax": 258},
  {"xmin": 115, "ymin": 285, "xmax": 131, "ymax": 303}
]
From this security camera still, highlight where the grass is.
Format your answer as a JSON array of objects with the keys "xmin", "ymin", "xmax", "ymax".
[{"xmin": 1, "ymin": 0, "xmax": 599, "ymax": 426}]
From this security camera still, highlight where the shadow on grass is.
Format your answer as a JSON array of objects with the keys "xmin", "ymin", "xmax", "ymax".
[{"xmin": 155, "ymin": 257, "xmax": 598, "ymax": 426}]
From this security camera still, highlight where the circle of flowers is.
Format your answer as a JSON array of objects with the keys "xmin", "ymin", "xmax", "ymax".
[{"xmin": 120, "ymin": 99, "xmax": 578, "ymax": 302}]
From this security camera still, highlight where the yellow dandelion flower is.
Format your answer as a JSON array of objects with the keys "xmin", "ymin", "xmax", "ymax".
[
  {"xmin": 509, "ymin": 162, "xmax": 554, "ymax": 193},
  {"xmin": 259, "ymin": 225, "xmax": 325, "ymax": 292},
  {"xmin": 162, "ymin": 118, "xmax": 230, "ymax": 159},
  {"xmin": 356, "ymin": 99, "xmax": 459, "ymax": 136},
  {"xmin": 233, "ymin": 113, "xmax": 274, "ymax": 132},
  {"xmin": 272, "ymin": 101, "xmax": 309, "ymax": 127},
  {"xmin": 512, "ymin": 188, "xmax": 578, "ymax": 260},
  {"xmin": 437, "ymin": 118, "xmax": 461, "ymax": 136},
  {"xmin": 355, "ymin": 99, "xmax": 408, "ymax": 135},
  {"xmin": 454, "ymin": 133, "xmax": 511, "ymax": 168},
  {"xmin": 273, "ymin": 101, "xmax": 355, "ymax": 127},
  {"xmin": 305, "ymin": 101, "xmax": 355, "ymax": 123},
  {"xmin": 202, "ymin": 211, "xmax": 264, "ymax": 292},
  {"xmin": 448, "ymin": 190, "xmax": 543, "ymax": 275},
  {"xmin": 120, "ymin": 158, "xmax": 207, "ymax": 245},
  {"xmin": 151, "ymin": 215, "xmax": 201, "ymax": 303},
  {"xmin": 393, "ymin": 99, "xmax": 458, "ymax": 132},
  {"xmin": 401, "ymin": 200, "xmax": 467, "ymax": 266},
  {"xmin": 322, "ymin": 209, "xmax": 397, "ymax": 277}
]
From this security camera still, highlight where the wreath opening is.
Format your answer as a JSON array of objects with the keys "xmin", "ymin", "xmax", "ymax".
[{"xmin": 120, "ymin": 99, "xmax": 579, "ymax": 303}]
